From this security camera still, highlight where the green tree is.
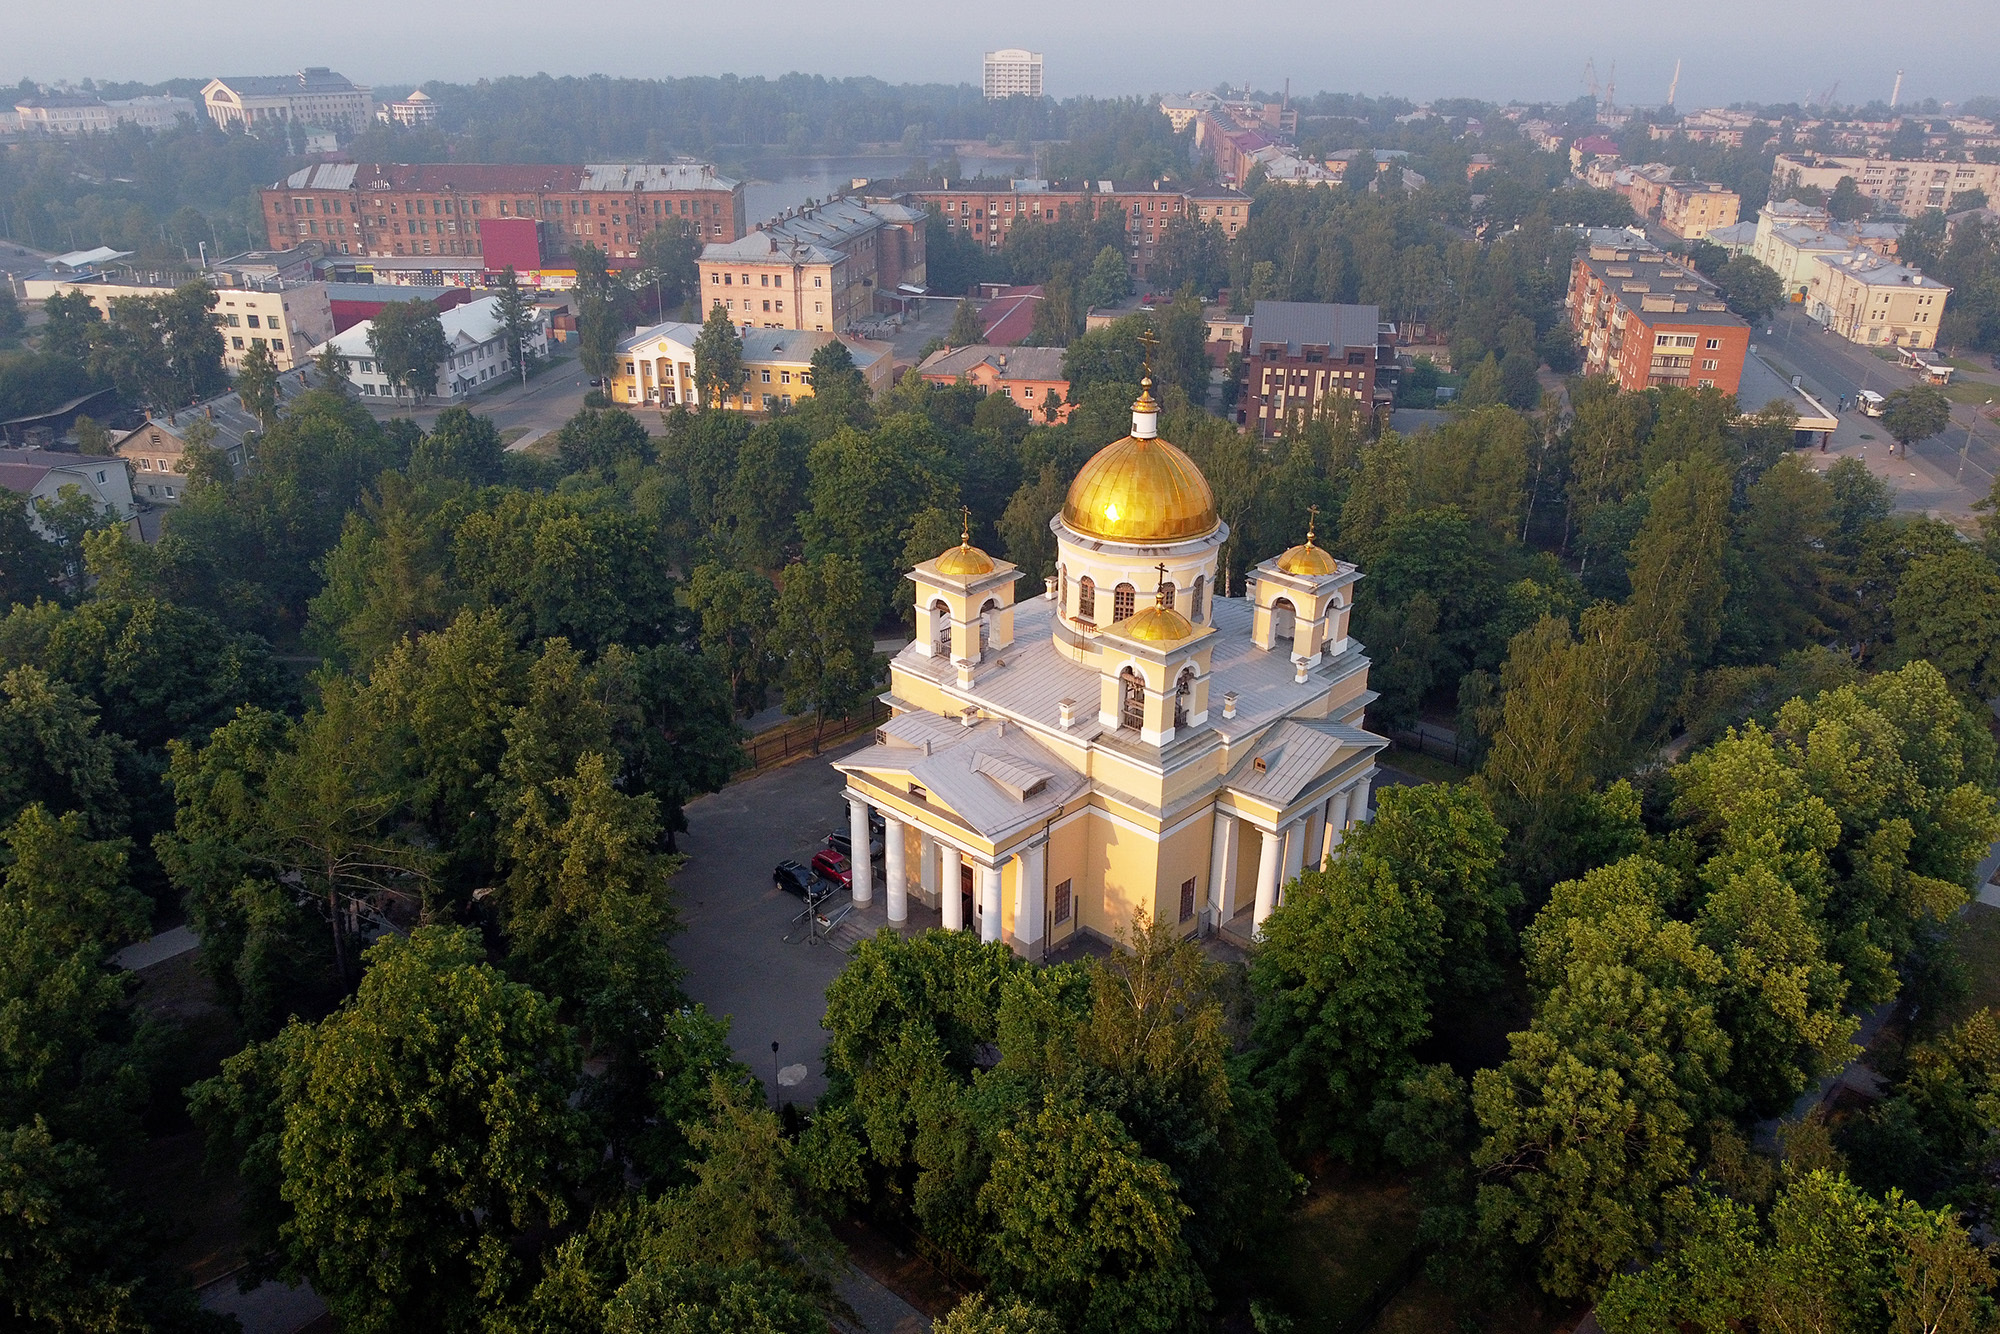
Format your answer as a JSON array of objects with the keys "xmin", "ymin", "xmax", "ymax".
[
  {"xmin": 774, "ymin": 554, "xmax": 875, "ymax": 745},
  {"xmin": 798, "ymin": 416, "xmax": 957, "ymax": 615},
  {"xmin": 693, "ymin": 302, "xmax": 746, "ymax": 409},
  {"xmin": 492, "ymin": 266, "xmax": 537, "ymax": 388},
  {"xmin": 635, "ymin": 221, "xmax": 701, "ymax": 320},
  {"xmin": 947, "ymin": 296, "xmax": 986, "ymax": 346},
  {"xmin": 574, "ymin": 243, "xmax": 625, "ymax": 385},
  {"xmin": 190, "ymin": 927, "xmax": 590, "ymax": 1334},
  {"xmin": 236, "ymin": 340, "xmax": 281, "ymax": 428},
  {"xmin": 1882, "ymin": 384, "xmax": 1953, "ymax": 456},
  {"xmin": 682, "ymin": 563, "xmax": 777, "ymax": 715},
  {"xmin": 312, "ymin": 342, "xmax": 351, "ymax": 393},
  {"xmin": 935, "ymin": 1294, "xmax": 1063, "ymax": 1334},
  {"xmin": 0, "ymin": 493, "xmax": 59, "ymax": 608},
  {"xmin": 368, "ymin": 298, "xmax": 450, "ymax": 404},
  {"xmin": 0, "ymin": 287, "xmax": 23, "ymax": 349},
  {"xmin": 1714, "ymin": 255, "xmax": 1785, "ymax": 323},
  {"xmin": 0, "ymin": 666, "xmax": 127, "ymax": 835},
  {"xmin": 68, "ymin": 414, "xmax": 111, "ymax": 456},
  {"xmin": 1892, "ymin": 546, "xmax": 2000, "ymax": 701},
  {"xmin": 1828, "ymin": 176, "xmax": 1870, "ymax": 221},
  {"xmin": 409, "ymin": 405, "xmax": 506, "ymax": 485},
  {"xmin": 1078, "ymin": 246, "xmax": 1133, "ymax": 312},
  {"xmin": 1625, "ymin": 456, "xmax": 1732, "ymax": 683},
  {"xmin": 39, "ymin": 290, "xmax": 101, "ymax": 363},
  {"xmin": 551, "ymin": 405, "xmax": 653, "ymax": 473},
  {"xmin": 806, "ymin": 339, "xmax": 867, "ymax": 413}
]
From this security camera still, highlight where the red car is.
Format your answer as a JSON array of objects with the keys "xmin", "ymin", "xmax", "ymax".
[{"xmin": 810, "ymin": 849, "xmax": 852, "ymax": 890}]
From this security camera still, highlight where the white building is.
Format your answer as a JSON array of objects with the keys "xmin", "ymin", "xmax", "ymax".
[
  {"xmin": 982, "ymin": 50, "xmax": 1044, "ymax": 100},
  {"xmin": 382, "ymin": 90, "xmax": 437, "ymax": 127},
  {"xmin": 202, "ymin": 70, "xmax": 373, "ymax": 132},
  {"xmin": 0, "ymin": 448, "xmax": 137, "ymax": 534},
  {"xmin": 10, "ymin": 93, "xmax": 197, "ymax": 135},
  {"xmin": 316, "ymin": 296, "xmax": 547, "ymax": 403}
]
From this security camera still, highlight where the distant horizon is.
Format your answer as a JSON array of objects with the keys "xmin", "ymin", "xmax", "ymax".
[{"xmin": 9, "ymin": 0, "xmax": 1999, "ymax": 114}]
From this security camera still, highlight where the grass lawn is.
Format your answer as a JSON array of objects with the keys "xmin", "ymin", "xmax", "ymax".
[
  {"xmin": 1381, "ymin": 743, "xmax": 1470, "ymax": 786},
  {"xmin": 499, "ymin": 426, "xmax": 530, "ymax": 445},
  {"xmin": 1942, "ymin": 381, "xmax": 1998, "ymax": 407},
  {"xmin": 1256, "ymin": 1171, "xmax": 1425, "ymax": 1332}
]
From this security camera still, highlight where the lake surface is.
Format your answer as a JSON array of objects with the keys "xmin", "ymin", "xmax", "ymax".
[{"xmin": 741, "ymin": 150, "xmax": 1035, "ymax": 224}]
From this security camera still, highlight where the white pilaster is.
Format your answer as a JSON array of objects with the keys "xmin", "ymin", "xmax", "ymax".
[
  {"xmin": 1014, "ymin": 842, "xmax": 1047, "ymax": 958},
  {"xmin": 940, "ymin": 846, "xmax": 964, "ymax": 931},
  {"xmin": 1301, "ymin": 806, "xmax": 1325, "ymax": 875},
  {"xmin": 883, "ymin": 814, "xmax": 907, "ymax": 923},
  {"xmin": 1252, "ymin": 825, "xmax": 1283, "ymax": 938},
  {"xmin": 1281, "ymin": 817, "xmax": 1306, "ymax": 895},
  {"xmin": 847, "ymin": 795, "xmax": 873, "ymax": 905},
  {"xmin": 978, "ymin": 863, "xmax": 1004, "ymax": 944},
  {"xmin": 1209, "ymin": 810, "xmax": 1238, "ymax": 922},
  {"xmin": 918, "ymin": 832, "xmax": 937, "ymax": 903},
  {"xmin": 1354, "ymin": 771, "xmax": 1375, "ymax": 822},
  {"xmin": 1324, "ymin": 787, "xmax": 1352, "ymax": 859}
]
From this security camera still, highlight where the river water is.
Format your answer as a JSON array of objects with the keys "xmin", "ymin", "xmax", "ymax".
[{"xmin": 739, "ymin": 149, "xmax": 1035, "ymax": 224}]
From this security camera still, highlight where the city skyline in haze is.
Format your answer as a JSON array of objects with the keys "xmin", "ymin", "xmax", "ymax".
[{"xmin": 10, "ymin": 0, "xmax": 1998, "ymax": 111}]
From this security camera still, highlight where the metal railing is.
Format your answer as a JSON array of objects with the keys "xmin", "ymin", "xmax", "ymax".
[{"xmin": 735, "ymin": 700, "xmax": 891, "ymax": 775}]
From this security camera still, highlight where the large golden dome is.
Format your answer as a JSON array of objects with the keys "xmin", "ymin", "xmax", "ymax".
[{"xmin": 1061, "ymin": 421, "xmax": 1219, "ymax": 545}]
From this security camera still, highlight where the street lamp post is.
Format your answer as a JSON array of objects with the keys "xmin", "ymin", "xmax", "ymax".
[{"xmin": 770, "ymin": 1040, "xmax": 781, "ymax": 1112}]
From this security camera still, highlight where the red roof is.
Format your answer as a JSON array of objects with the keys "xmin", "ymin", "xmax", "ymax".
[
  {"xmin": 979, "ymin": 286, "xmax": 1044, "ymax": 345},
  {"xmin": 1576, "ymin": 135, "xmax": 1622, "ymax": 156}
]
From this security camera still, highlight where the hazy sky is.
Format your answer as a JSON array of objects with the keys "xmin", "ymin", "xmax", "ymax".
[{"xmin": 12, "ymin": 0, "xmax": 1998, "ymax": 110}]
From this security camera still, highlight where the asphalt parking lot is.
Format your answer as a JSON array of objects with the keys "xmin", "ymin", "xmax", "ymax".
[{"xmin": 670, "ymin": 735, "xmax": 879, "ymax": 1107}]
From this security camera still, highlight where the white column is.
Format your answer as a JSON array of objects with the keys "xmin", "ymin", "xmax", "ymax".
[
  {"xmin": 1282, "ymin": 818, "xmax": 1307, "ymax": 890},
  {"xmin": 918, "ymin": 832, "xmax": 937, "ymax": 904},
  {"xmin": 1252, "ymin": 826, "xmax": 1284, "ymax": 938},
  {"xmin": 1301, "ymin": 806, "xmax": 1325, "ymax": 875},
  {"xmin": 883, "ymin": 814, "xmax": 908, "ymax": 923},
  {"xmin": 978, "ymin": 862, "xmax": 1004, "ymax": 944},
  {"xmin": 847, "ymin": 795, "xmax": 873, "ymax": 906},
  {"xmin": 1208, "ymin": 811, "xmax": 1238, "ymax": 922},
  {"xmin": 1014, "ymin": 842, "xmax": 1047, "ymax": 957},
  {"xmin": 1324, "ymin": 788, "xmax": 1352, "ymax": 859},
  {"xmin": 1353, "ymin": 771, "xmax": 1375, "ymax": 823},
  {"xmin": 940, "ymin": 846, "xmax": 964, "ymax": 931}
]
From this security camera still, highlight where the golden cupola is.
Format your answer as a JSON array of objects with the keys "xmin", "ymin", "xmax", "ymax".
[
  {"xmin": 933, "ymin": 511, "xmax": 997, "ymax": 578},
  {"xmin": 1060, "ymin": 376, "xmax": 1220, "ymax": 545},
  {"xmin": 1275, "ymin": 508, "xmax": 1339, "ymax": 577}
]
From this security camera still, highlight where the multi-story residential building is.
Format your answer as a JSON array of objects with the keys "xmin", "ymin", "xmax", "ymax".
[
  {"xmin": 699, "ymin": 197, "xmax": 926, "ymax": 333},
  {"xmin": 1659, "ymin": 181, "xmax": 1740, "ymax": 240},
  {"xmin": 1754, "ymin": 223, "xmax": 1855, "ymax": 296},
  {"xmin": 12, "ymin": 92, "xmax": 198, "ymax": 134},
  {"xmin": 382, "ymin": 90, "xmax": 437, "ymax": 126},
  {"xmin": 1237, "ymin": 301, "xmax": 1392, "ymax": 437},
  {"xmin": 917, "ymin": 345, "xmax": 1072, "ymax": 419},
  {"xmin": 1187, "ymin": 186, "xmax": 1252, "ymax": 240},
  {"xmin": 202, "ymin": 70, "xmax": 373, "ymax": 131},
  {"xmin": 20, "ymin": 275, "xmax": 334, "ymax": 374},
  {"xmin": 261, "ymin": 161, "xmax": 747, "ymax": 262},
  {"xmin": 317, "ymin": 295, "xmax": 548, "ymax": 403},
  {"xmin": 1772, "ymin": 153, "xmax": 2000, "ymax": 216},
  {"xmin": 1566, "ymin": 242, "xmax": 1749, "ymax": 394},
  {"xmin": 0, "ymin": 448, "xmax": 137, "ymax": 533},
  {"xmin": 608, "ymin": 323, "xmax": 892, "ymax": 410},
  {"xmin": 880, "ymin": 178, "xmax": 1204, "ymax": 282},
  {"xmin": 1802, "ymin": 252, "xmax": 1950, "ymax": 348},
  {"xmin": 982, "ymin": 50, "xmax": 1044, "ymax": 100}
]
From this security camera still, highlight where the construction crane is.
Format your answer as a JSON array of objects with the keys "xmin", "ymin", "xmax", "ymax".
[
  {"xmin": 1814, "ymin": 80, "xmax": 1841, "ymax": 109},
  {"xmin": 1584, "ymin": 58, "xmax": 1600, "ymax": 110},
  {"xmin": 1667, "ymin": 59, "xmax": 1681, "ymax": 110},
  {"xmin": 1604, "ymin": 62, "xmax": 1617, "ymax": 119}
]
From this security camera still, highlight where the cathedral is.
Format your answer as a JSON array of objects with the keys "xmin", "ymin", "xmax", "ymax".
[{"xmin": 832, "ymin": 377, "xmax": 1384, "ymax": 955}]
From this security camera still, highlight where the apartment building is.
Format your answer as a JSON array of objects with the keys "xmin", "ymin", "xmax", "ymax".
[
  {"xmin": 202, "ymin": 70, "xmax": 373, "ymax": 131},
  {"xmin": 1567, "ymin": 243, "xmax": 1749, "ymax": 394},
  {"xmin": 1754, "ymin": 224, "xmax": 1856, "ymax": 296},
  {"xmin": 317, "ymin": 296, "xmax": 548, "ymax": 403},
  {"xmin": 1772, "ymin": 153, "xmax": 2000, "ymax": 217},
  {"xmin": 13, "ymin": 92, "xmax": 197, "ymax": 134},
  {"xmin": 917, "ymin": 345, "xmax": 1071, "ymax": 419},
  {"xmin": 1658, "ymin": 181, "xmax": 1741, "ymax": 240},
  {"xmin": 1802, "ymin": 253, "xmax": 1950, "ymax": 348},
  {"xmin": 608, "ymin": 323, "xmax": 892, "ymax": 410},
  {"xmin": 982, "ymin": 50, "xmax": 1044, "ymax": 100},
  {"xmin": 1187, "ymin": 186, "xmax": 1252, "ymax": 240},
  {"xmin": 261, "ymin": 161, "xmax": 747, "ymax": 263},
  {"xmin": 698, "ymin": 198, "xmax": 927, "ymax": 333},
  {"xmin": 21, "ymin": 275, "xmax": 333, "ymax": 374},
  {"xmin": 1237, "ymin": 301, "xmax": 1392, "ymax": 437},
  {"xmin": 884, "ymin": 178, "xmax": 1203, "ymax": 281}
]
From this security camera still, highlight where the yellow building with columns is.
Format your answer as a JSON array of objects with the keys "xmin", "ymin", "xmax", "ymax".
[{"xmin": 833, "ymin": 379, "xmax": 1384, "ymax": 955}]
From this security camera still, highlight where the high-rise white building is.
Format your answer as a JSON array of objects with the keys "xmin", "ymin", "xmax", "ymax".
[{"xmin": 982, "ymin": 50, "xmax": 1044, "ymax": 100}]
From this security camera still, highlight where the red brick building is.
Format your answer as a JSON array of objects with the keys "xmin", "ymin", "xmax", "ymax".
[
  {"xmin": 262, "ymin": 161, "xmax": 746, "ymax": 266},
  {"xmin": 869, "ymin": 178, "xmax": 1208, "ymax": 282},
  {"xmin": 1566, "ymin": 242, "xmax": 1750, "ymax": 394},
  {"xmin": 1237, "ymin": 301, "xmax": 1394, "ymax": 437}
]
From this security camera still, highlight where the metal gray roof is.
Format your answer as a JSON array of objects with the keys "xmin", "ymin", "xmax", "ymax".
[
  {"xmin": 282, "ymin": 162, "xmax": 358, "ymax": 191},
  {"xmin": 917, "ymin": 345, "xmax": 1067, "ymax": 382},
  {"xmin": 1250, "ymin": 301, "xmax": 1382, "ymax": 355},
  {"xmin": 1225, "ymin": 718, "xmax": 1382, "ymax": 805},
  {"xmin": 582, "ymin": 163, "xmax": 742, "ymax": 192},
  {"xmin": 835, "ymin": 716, "xmax": 1086, "ymax": 840}
]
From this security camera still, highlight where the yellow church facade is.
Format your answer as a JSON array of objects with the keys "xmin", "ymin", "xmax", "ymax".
[{"xmin": 833, "ymin": 381, "xmax": 1385, "ymax": 956}]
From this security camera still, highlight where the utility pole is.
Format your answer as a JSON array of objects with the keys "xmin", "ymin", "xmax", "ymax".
[{"xmin": 1959, "ymin": 401, "xmax": 1991, "ymax": 484}]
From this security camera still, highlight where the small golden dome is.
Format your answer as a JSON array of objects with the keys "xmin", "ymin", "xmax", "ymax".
[
  {"xmin": 1277, "ymin": 542, "xmax": 1338, "ymax": 577},
  {"xmin": 1121, "ymin": 603, "xmax": 1196, "ymax": 642},
  {"xmin": 1061, "ymin": 435, "xmax": 1219, "ymax": 544},
  {"xmin": 934, "ymin": 543, "xmax": 996, "ymax": 577}
]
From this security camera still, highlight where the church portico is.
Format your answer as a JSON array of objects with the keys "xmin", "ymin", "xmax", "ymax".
[{"xmin": 834, "ymin": 374, "xmax": 1388, "ymax": 957}]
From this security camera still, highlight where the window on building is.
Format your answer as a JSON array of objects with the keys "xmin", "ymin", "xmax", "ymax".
[
  {"xmin": 1054, "ymin": 879, "xmax": 1072, "ymax": 924},
  {"xmin": 1077, "ymin": 576, "xmax": 1095, "ymax": 622},
  {"xmin": 1192, "ymin": 575, "xmax": 1205, "ymax": 622},
  {"xmin": 760, "ymin": 369, "xmax": 771, "ymax": 382},
  {"xmin": 1179, "ymin": 876, "xmax": 1197, "ymax": 923},
  {"xmin": 1114, "ymin": 583, "xmax": 1136, "ymax": 622},
  {"xmin": 1120, "ymin": 668, "xmax": 1144, "ymax": 730},
  {"xmin": 1160, "ymin": 581, "xmax": 1175, "ymax": 611}
]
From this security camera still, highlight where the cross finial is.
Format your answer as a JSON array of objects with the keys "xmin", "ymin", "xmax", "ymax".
[
  {"xmin": 1137, "ymin": 328, "xmax": 1159, "ymax": 379},
  {"xmin": 960, "ymin": 504, "xmax": 972, "ymax": 547},
  {"xmin": 1154, "ymin": 562, "xmax": 1171, "ymax": 606},
  {"xmin": 1305, "ymin": 503, "xmax": 1319, "ymax": 546}
]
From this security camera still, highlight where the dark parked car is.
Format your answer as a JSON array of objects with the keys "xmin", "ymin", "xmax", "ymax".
[
  {"xmin": 810, "ymin": 849, "xmax": 854, "ymax": 890},
  {"xmin": 773, "ymin": 860, "xmax": 817, "ymax": 900},
  {"xmin": 824, "ymin": 831, "xmax": 884, "ymax": 863}
]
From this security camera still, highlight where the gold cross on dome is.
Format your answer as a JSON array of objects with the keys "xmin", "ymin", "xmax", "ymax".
[
  {"xmin": 1154, "ymin": 562, "xmax": 1171, "ymax": 605},
  {"xmin": 960, "ymin": 504, "xmax": 972, "ymax": 546},
  {"xmin": 1137, "ymin": 328, "xmax": 1158, "ymax": 378},
  {"xmin": 1306, "ymin": 503, "xmax": 1319, "ymax": 545}
]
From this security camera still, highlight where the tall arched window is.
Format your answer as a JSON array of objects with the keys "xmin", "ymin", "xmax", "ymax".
[
  {"xmin": 1161, "ymin": 581, "xmax": 1176, "ymax": 611},
  {"xmin": 1120, "ymin": 667, "xmax": 1145, "ymax": 730},
  {"xmin": 931, "ymin": 599, "xmax": 951, "ymax": 657},
  {"xmin": 1174, "ymin": 667, "xmax": 1194, "ymax": 729},
  {"xmin": 1193, "ymin": 575, "xmax": 1207, "ymax": 622},
  {"xmin": 1077, "ymin": 576, "xmax": 1095, "ymax": 622},
  {"xmin": 979, "ymin": 597, "xmax": 998, "ymax": 657},
  {"xmin": 1114, "ymin": 583, "xmax": 1136, "ymax": 622},
  {"xmin": 1272, "ymin": 596, "xmax": 1297, "ymax": 645},
  {"xmin": 1057, "ymin": 564, "xmax": 1067, "ymax": 614}
]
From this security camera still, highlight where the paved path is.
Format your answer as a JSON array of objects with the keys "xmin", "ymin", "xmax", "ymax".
[
  {"xmin": 114, "ymin": 925, "xmax": 199, "ymax": 971},
  {"xmin": 198, "ymin": 1276, "xmax": 326, "ymax": 1334},
  {"xmin": 834, "ymin": 1268, "xmax": 931, "ymax": 1334}
]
